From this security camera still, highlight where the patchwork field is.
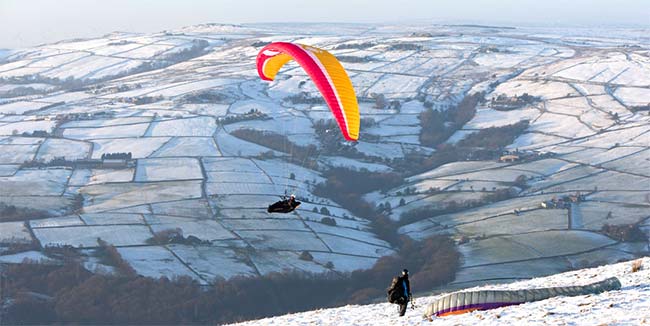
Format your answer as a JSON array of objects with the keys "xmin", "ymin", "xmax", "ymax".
[{"xmin": 0, "ymin": 23, "xmax": 647, "ymax": 288}]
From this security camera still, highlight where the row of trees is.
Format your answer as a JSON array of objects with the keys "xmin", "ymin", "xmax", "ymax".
[
  {"xmin": 180, "ymin": 89, "xmax": 232, "ymax": 104},
  {"xmin": 101, "ymin": 152, "xmax": 133, "ymax": 160},
  {"xmin": 332, "ymin": 42, "xmax": 376, "ymax": 50},
  {"xmin": 312, "ymin": 167, "xmax": 405, "ymax": 245},
  {"xmin": 313, "ymin": 118, "xmax": 378, "ymax": 157},
  {"xmin": 601, "ymin": 223, "xmax": 646, "ymax": 242},
  {"xmin": 398, "ymin": 187, "xmax": 516, "ymax": 226},
  {"xmin": 419, "ymin": 92, "xmax": 484, "ymax": 147},
  {"xmin": 0, "ymin": 85, "xmax": 53, "ymax": 98},
  {"xmin": 395, "ymin": 120, "xmax": 531, "ymax": 175},
  {"xmin": 0, "ymin": 40, "xmax": 209, "ymax": 94},
  {"xmin": 371, "ymin": 93, "xmax": 401, "ymax": 110},
  {"xmin": 336, "ymin": 55, "xmax": 372, "ymax": 63},
  {"xmin": 145, "ymin": 228, "xmax": 211, "ymax": 246},
  {"xmin": 630, "ymin": 104, "xmax": 650, "ymax": 112},
  {"xmin": 96, "ymin": 239, "xmax": 136, "ymax": 277},
  {"xmin": 457, "ymin": 120, "xmax": 530, "ymax": 149},
  {"xmin": 284, "ymin": 91, "xmax": 326, "ymax": 105},
  {"xmin": 13, "ymin": 129, "xmax": 52, "ymax": 137},
  {"xmin": 489, "ymin": 93, "xmax": 541, "ymax": 111},
  {"xmin": 230, "ymin": 128, "xmax": 319, "ymax": 167},
  {"xmin": 116, "ymin": 95, "xmax": 164, "ymax": 105},
  {"xmin": 21, "ymin": 157, "xmax": 80, "ymax": 168},
  {"xmin": 0, "ymin": 203, "xmax": 51, "ymax": 222},
  {"xmin": 3, "ymin": 234, "xmax": 459, "ymax": 325},
  {"xmin": 221, "ymin": 108, "xmax": 268, "ymax": 125},
  {"xmin": 313, "ymin": 167, "xmax": 403, "ymax": 219},
  {"xmin": 387, "ymin": 43, "xmax": 422, "ymax": 51},
  {"xmin": 233, "ymin": 122, "xmax": 376, "ymax": 167},
  {"xmin": 0, "ymin": 193, "xmax": 82, "ymax": 222}
]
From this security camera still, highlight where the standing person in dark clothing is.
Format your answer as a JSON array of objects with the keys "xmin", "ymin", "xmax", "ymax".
[
  {"xmin": 397, "ymin": 269, "xmax": 412, "ymax": 316},
  {"xmin": 387, "ymin": 269, "xmax": 412, "ymax": 316}
]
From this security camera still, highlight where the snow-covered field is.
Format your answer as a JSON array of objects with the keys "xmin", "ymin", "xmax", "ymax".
[
  {"xmin": 35, "ymin": 138, "xmax": 91, "ymax": 161},
  {"xmin": 0, "ymin": 22, "xmax": 648, "ymax": 298},
  {"xmin": 32, "ymin": 224, "xmax": 153, "ymax": 248},
  {"xmin": 135, "ymin": 157, "xmax": 203, "ymax": 181},
  {"xmin": 230, "ymin": 257, "xmax": 650, "ymax": 326}
]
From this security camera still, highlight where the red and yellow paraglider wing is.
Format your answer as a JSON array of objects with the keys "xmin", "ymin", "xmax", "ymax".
[
  {"xmin": 256, "ymin": 42, "xmax": 360, "ymax": 141},
  {"xmin": 257, "ymin": 50, "xmax": 293, "ymax": 81}
]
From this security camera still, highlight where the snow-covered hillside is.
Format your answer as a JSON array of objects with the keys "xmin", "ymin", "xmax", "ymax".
[
  {"xmin": 231, "ymin": 257, "xmax": 650, "ymax": 325},
  {"xmin": 0, "ymin": 22, "xmax": 648, "ymax": 293}
]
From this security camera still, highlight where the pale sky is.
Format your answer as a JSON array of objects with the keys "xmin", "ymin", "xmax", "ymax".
[{"xmin": 0, "ymin": 0, "xmax": 648, "ymax": 48}]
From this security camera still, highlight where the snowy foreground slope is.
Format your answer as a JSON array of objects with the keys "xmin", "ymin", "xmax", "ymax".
[{"xmin": 231, "ymin": 257, "xmax": 650, "ymax": 326}]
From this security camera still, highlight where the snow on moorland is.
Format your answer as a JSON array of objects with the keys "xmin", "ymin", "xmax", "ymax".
[
  {"xmin": 231, "ymin": 257, "xmax": 650, "ymax": 326},
  {"xmin": 0, "ymin": 24, "xmax": 648, "ymax": 316}
]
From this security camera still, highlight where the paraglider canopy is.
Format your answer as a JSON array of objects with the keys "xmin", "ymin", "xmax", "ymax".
[
  {"xmin": 256, "ymin": 42, "xmax": 360, "ymax": 141},
  {"xmin": 423, "ymin": 277, "xmax": 622, "ymax": 318}
]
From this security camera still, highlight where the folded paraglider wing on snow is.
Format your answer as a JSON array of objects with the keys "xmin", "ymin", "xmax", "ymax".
[{"xmin": 424, "ymin": 277, "xmax": 621, "ymax": 318}]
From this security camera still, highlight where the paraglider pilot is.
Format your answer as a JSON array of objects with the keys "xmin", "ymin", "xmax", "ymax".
[
  {"xmin": 267, "ymin": 194, "xmax": 301, "ymax": 213},
  {"xmin": 387, "ymin": 269, "xmax": 412, "ymax": 316}
]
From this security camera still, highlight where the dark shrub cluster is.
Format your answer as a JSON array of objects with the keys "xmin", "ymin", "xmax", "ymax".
[
  {"xmin": 221, "ymin": 109, "xmax": 268, "ymax": 124},
  {"xmin": 320, "ymin": 217, "xmax": 337, "ymax": 226},
  {"xmin": 387, "ymin": 43, "xmax": 423, "ymax": 51},
  {"xmin": 101, "ymin": 152, "xmax": 132, "ymax": 160},
  {"xmin": 601, "ymin": 223, "xmax": 646, "ymax": 242},
  {"xmin": 230, "ymin": 128, "xmax": 319, "ymax": 167},
  {"xmin": 96, "ymin": 238, "xmax": 137, "ymax": 277},
  {"xmin": 458, "ymin": 121, "xmax": 529, "ymax": 149},
  {"xmin": 180, "ymin": 89, "xmax": 230, "ymax": 103},
  {"xmin": 146, "ymin": 228, "xmax": 211, "ymax": 246},
  {"xmin": 313, "ymin": 118, "xmax": 378, "ymax": 157},
  {"xmin": 419, "ymin": 92, "xmax": 484, "ymax": 147},
  {"xmin": 332, "ymin": 42, "xmax": 376, "ymax": 50},
  {"xmin": 0, "ymin": 202, "xmax": 51, "ymax": 221},
  {"xmin": 284, "ymin": 91, "xmax": 326, "ymax": 105},
  {"xmin": 336, "ymin": 55, "xmax": 372, "ymax": 63},
  {"xmin": 313, "ymin": 167, "xmax": 403, "ymax": 219}
]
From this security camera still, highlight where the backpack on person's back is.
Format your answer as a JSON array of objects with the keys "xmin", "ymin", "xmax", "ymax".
[{"xmin": 387, "ymin": 276, "xmax": 406, "ymax": 304}]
